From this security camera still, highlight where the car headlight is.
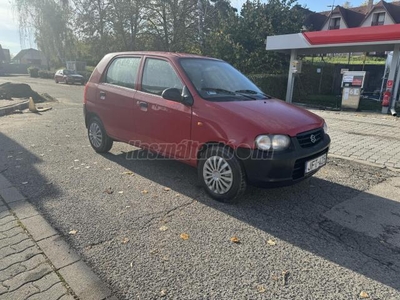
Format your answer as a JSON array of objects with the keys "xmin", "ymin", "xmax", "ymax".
[
  {"xmin": 323, "ymin": 122, "xmax": 328, "ymax": 134},
  {"xmin": 255, "ymin": 135, "xmax": 290, "ymax": 151}
]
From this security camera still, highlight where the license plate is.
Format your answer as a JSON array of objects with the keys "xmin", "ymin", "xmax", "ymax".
[{"xmin": 305, "ymin": 153, "xmax": 327, "ymax": 174}]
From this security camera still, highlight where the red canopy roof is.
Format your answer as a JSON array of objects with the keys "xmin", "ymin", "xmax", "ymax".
[{"xmin": 303, "ymin": 24, "xmax": 400, "ymax": 45}]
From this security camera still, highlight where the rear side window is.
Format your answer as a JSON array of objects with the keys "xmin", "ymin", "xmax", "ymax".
[
  {"xmin": 142, "ymin": 58, "xmax": 183, "ymax": 95},
  {"xmin": 105, "ymin": 57, "xmax": 141, "ymax": 89}
]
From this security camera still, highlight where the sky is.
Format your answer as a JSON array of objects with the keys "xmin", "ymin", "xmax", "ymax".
[{"xmin": 0, "ymin": 0, "xmax": 367, "ymax": 56}]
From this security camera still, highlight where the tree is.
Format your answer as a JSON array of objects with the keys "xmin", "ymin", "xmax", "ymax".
[{"xmin": 13, "ymin": 0, "xmax": 76, "ymax": 66}]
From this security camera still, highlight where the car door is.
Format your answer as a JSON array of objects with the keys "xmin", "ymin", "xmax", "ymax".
[
  {"xmin": 96, "ymin": 56, "xmax": 141, "ymax": 142},
  {"xmin": 133, "ymin": 57, "xmax": 192, "ymax": 159}
]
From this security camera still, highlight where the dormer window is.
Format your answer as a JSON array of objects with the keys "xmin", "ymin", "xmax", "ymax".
[
  {"xmin": 329, "ymin": 17, "xmax": 341, "ymax": 30},
  {"xmin": 372, "ymin": 12, "xmax": 385, "ymax": 26}
]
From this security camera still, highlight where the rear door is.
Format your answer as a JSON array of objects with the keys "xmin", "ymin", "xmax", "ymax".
[
  {"xmin": 133, "ymin": 57, "xmax": 192, "ymax": 159},
  {"xmin": 96, "ymin": 56, "xmax": 141, "ymax": 142}
]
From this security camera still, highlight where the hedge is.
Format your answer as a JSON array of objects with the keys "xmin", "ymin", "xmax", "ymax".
[
  {"xmin": 28, "ymin": 67, "xmax": 39, "ymax": 78},
  {"xmin": 38, "ymin": 70, "xmax": 55, "ymax": 79}
]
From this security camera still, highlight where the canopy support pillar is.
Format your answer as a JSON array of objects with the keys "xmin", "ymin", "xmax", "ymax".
[
  {"xmin": 286, "ymin": 49, "xmax": 297, "ymax": 103},
  {"xmin": 383, "ymin": 44, "xmax": 400, "ymax": 114}
]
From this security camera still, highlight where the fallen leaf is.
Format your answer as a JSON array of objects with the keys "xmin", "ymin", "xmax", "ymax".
[
  {"xmin": 118, "ymin": 191, "xmax": 124, "ymax": 194},
  {"xmin": 282, "ymin": 270, "xmax": 289, "ymax": 286},
  {"xmin": 104, "ymin": 168, "xmax": 111, "ymax": 171},
  {"xmin": 74, "ymin": 159, "xmax": 79, "ymax": 162},
  {"xmin": 230, "ymin": 236, "xmax": 240, "ymax": 244},
  {"xmin": 159, "ymin": 225, "xmax": 168, "ymax": 231},
  {"xmin": 267, "ymin": 239, "xmax": 277, "ymax": 246},
  {"xmin": 104, "ymin": 187, "xmax": 114, "ymax": 194},
  {"xmin": 180, "ymin": 233, "xmax": 189, "ymax": 240},
  {"xmin": 160, "ymin": 290, "xmax": 167, "ymax": 297},
  {"xmin": 257, "ymin": 285, "xmax": 266, "ymax": 293},
  {"xmin": 122, "ymin": 171, "xmax": 134, "ymax": 175},
  {"xmin": 141, "ymin": 190, "xmax": 148, "ymax": 194},
  {"xmin": 69, "ymin": 230, "xmax": 78, "ymax": 235},
  {"xmin": 126, "ymin": 206, "xmax": 131, "ymax": 208},
  {"xmin": 122, "ymin": 237, "xmax": 130, "ymax": 244},
  {"xmin": 130, "ymin": 261, "xmax": 134, "ymax": 268},
  {"xmin": 359, "ymin": 291, "xmax": 369, "ymax": 299},
  {"xmin": 22, "ymin": 182, "xmax": 28, "ymax": 185},
  {"xmin": 163, "ymin": 187, "xmax": 171, "ymax": 191}
]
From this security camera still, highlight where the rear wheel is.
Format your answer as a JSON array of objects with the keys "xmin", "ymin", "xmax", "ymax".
[
  {"xmin": 87, "ymin": 117, "xmax": 113, "ymax": 153},
  {"xmin": 198, "ymin": 145, "xmax": 246, "ymax": 203}
]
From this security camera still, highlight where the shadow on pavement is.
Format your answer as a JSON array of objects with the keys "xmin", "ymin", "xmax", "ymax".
[
  {"xmin": 0, "ymin": 132, "xmax": 62, "ymax": 219},
  {"xmin": 106, "ymin": 148, "xmax": 400, "ymax": 291}
]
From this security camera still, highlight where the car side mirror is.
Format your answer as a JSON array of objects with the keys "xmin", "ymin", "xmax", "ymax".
[
  {"xmin": 162, "ymin": 88, "xmax": 182, "ymax": 102},
  {"xmin": 162, "ymin": 87, "xmax": 193, "ymax": 106}
]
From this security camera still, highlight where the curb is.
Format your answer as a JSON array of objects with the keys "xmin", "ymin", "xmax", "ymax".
[
  {"xmin": 0, "ymin": 99, "xmax": 29, "ymax": 117},
  {"xmin": 0, "ymin": 173, "xmax": 117, "ymax": 300},
  {"xmin": 328, "ymin": 154, "xmax": 400, "ymax": 173}
]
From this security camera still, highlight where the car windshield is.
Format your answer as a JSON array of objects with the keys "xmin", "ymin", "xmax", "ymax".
[
  {"xmin": 179, "ymin": 58, "xmax": 269, "ymax": 101},
  {"xmin": 64, "ymin": 70, "xmax": 76, "ymax": 75}
]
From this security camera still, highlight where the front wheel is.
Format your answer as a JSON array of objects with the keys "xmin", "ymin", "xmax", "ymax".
[
  {"xmin": 198, "ymin": 145, "xmax": 246, "ymax": 203},
  {"xmin": 87, "ymin": 117, "xmax": 113, "ymax": 153}
]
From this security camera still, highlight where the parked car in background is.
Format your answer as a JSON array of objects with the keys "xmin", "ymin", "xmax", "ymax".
[
  {"xmin": 54, "ymin": 69, "xmax": 84, "ymax": 85},
  {"xmin": 84, "ymin": 52, "xmax": 330, "ymax": 203}
]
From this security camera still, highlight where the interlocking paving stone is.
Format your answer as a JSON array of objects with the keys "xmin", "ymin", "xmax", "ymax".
[
  {"xmin": 29, "ymin": 282, "xmax": 66, "ymax": 300},
  {"xmin": 1, "ymin": 227, "xmax": 25, "ymax": 239},
  {"xmin": 0, "ymin": 187, "xmax": 25, "ymax": 204},
  {"xmin": 0, "ymin": 246, "xmax": 42, "ymax": 271},
  {"xmin": 0, "ymin": 263, "xmax": 27, "ymax": 282},
  {"xmin": 19, "ymin": 254, "xmax": 47, "ymax": 272},
  {"xmin": 0, "ymin": 232, "xmax": 28, "ymax": 248},
  {"xmin": 0, "ymin": 282, "xmax": 39, "ymax": 300},
  {"xmin": 2, "ymin": 263, "xmax": 53, "ymax": 292},
  {"xmin": 0, "ymin": 215, "xmax": 14, "ymax": 226},
  {"xmin": 0, "ymin": 239, "xmax": 36, "ymax": 260},
  {"xmin": 0, "ymin": 220, "xmax": 19, "ymax": 232},
  {"xmin": 31, "ymin": 272, "xmax": 60, "ymax": 293}
]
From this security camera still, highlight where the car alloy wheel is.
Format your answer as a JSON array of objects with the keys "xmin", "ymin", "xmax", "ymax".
[
  {"xmin": 89, "ymin": 122, "xmax": 103, "ymax": 149},
  {"xmin": 87, "ymin": 117, "xmax": 113, "ymax": 153}
]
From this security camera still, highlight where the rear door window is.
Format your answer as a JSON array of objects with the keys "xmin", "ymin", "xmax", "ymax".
[
  {"xmin": 105, "ymin": 57, "xmax": 141, "ymax": 89},
  {"xmin": 141, "ymin": 58, "xmax": 183, "ymax": 95}
]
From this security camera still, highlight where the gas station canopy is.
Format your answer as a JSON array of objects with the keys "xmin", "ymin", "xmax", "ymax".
[
  {"xmin": 266, "ymin": 24, "xmax": 400, "ymax": 55},
  {"xmin": 265, "ymin": 24, "xmax": 400, "ymax": 114}
]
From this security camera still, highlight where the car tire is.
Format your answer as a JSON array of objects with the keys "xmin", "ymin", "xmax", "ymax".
[
  {"xmin": 55, "ymin": 78, "xmax": 59, "ymax": 83},
  {"xmin": 198, "ymin": 145, "xmax": 246, "ymax": 203},
  {"xmin": 87, "ymin": 117, "xmax": 113, "ymax": 153}
]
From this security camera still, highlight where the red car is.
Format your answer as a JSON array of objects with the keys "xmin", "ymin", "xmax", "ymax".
[{"xmin": 84, "ymin": 52, "xmax": 330, "ymax": 202}]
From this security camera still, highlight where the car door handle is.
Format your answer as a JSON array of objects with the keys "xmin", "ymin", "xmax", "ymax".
[
  {"xmin": 138, "ymin": 101, "xmax": 148, "ymax": 111},
  {"xmin": 99, "ymin": 91, "xmax": 106, "ymax": 100}
]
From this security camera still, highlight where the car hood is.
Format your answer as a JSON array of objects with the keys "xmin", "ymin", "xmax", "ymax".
[{"xmin": 211, "ymin": 99, "xmax": 324, "ymax": 137}]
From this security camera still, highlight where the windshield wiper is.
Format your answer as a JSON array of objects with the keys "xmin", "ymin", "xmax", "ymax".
[
  {"xmin": 201, "ymin": 88, "xmax": 236, "ymax": 95},
  {"xmin": 235, "ymin": 90, "xmax": 271, "ymax": 99}
]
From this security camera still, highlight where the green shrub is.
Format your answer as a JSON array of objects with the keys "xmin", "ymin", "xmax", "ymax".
[
  {"xmin": 38, "ymin": 70, "xmax": 55, "ymax": 79},
  {"xmin": 248, "ymin": 74, "xmax": 288, "ymax": 99},
  {"xmin": 28, "ymin": 67, "xmax": 39, "ymax": 78}
]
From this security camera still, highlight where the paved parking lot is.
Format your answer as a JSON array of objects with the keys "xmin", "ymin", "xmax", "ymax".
[{"xmin": 313, "ymin": 109, "xmax": 400, "ymax": 169}]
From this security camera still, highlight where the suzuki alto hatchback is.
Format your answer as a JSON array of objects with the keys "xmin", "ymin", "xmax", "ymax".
[{"xmin": 84, "ymin": 52, "xmax": 330, "ymax": 203}]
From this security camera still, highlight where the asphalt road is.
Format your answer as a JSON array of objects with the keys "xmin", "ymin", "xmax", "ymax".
[{"xmin": 1, "ymin": 76, "xmax": 400, "ymax": 299}]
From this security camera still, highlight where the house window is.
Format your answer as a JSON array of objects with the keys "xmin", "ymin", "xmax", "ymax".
[
  {"xmin": 372, "ymin": 12, "xmax": 385, "ymax": 26},
  {"xmin": 329, "ymin": 18, "xmax": 341, "ymax": 30}
]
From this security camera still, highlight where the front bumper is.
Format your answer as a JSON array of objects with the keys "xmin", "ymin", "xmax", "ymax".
[{"xmin": 236, "ymin": 132, "xmax": 330, "ymax": 187}]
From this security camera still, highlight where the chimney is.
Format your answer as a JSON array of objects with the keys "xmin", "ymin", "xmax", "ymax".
[{"xmin": 367, "ymin": 0, "xmax": 374, "ymax": 12}]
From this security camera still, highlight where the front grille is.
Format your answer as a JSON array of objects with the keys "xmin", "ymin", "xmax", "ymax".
[
  {"xmin": 296, "ymin": 128, "xmax": 324, "ymax": 148},
  {"xmin": 292, "ymin": 149, "xmax": 328, "ymax": 180}
]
